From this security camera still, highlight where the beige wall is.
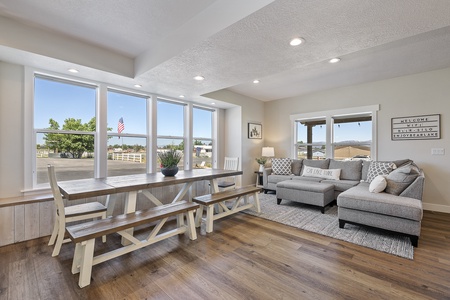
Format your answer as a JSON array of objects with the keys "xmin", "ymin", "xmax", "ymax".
[{"xmin": 265, "ymin": 67, "xmax": 450, "ymax": 212}]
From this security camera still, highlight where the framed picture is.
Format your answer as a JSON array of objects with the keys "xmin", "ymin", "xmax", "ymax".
[
  {"xmin": 248, "ymin": 122, "xmax": 262, "ymax": 139},
  {"xmin": 391, "ymin": 114, "xmax": 440, "ymax": 140}
]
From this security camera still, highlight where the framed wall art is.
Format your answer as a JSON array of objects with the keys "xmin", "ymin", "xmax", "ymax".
[
  {"xmin": 391, "ymin": 114, "xmax": 440, "ymax": 140},
  {"xmin": 248, "ymin": 122, "xmax": 262, "ymax": 139}
]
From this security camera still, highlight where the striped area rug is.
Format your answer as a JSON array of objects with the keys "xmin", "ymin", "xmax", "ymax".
[{"xmin": 244, "ymin": 193, "xmax": 414, "ymax": 259}]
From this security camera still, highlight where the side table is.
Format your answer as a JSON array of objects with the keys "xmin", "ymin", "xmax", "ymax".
[{"xmin": 255, "ymin": 171, "xmax": 263, "ymax": 188}]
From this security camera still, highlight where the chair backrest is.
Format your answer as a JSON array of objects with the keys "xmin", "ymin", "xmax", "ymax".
[
  {"xmin": 224, "ymin": 157, "xmax": 239, "ymax": 171},
  {"xmin": 47, "ymin": 164, "xmax": 65, "ymax": 218}
]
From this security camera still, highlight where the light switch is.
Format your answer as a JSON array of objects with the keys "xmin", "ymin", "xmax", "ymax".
[{"xmin": 431, "ymin": 148, "xmax": 445, "ymax": 155}]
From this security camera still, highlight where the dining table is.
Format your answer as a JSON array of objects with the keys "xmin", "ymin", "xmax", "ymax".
[{"xmin": 57, "ymin": 168, "xmax": 242, "ymax": 244}]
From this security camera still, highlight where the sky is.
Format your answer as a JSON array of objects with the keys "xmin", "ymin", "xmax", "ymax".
[
  {"xmin": 34, "ymin": 77, "xmax": 212, "ymax": 146},
  {"xmin": 297, "ymin": 121, "xmax": 372, "ymax": 144}
]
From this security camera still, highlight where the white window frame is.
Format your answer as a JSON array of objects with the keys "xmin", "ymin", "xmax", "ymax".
[
  {"xmin": 290, "ymin": 105, "xmax": 379, "ymax": 160},
  {"xmin": 193, "ymin": 105, "xmax": 215, "ymax": 168}
]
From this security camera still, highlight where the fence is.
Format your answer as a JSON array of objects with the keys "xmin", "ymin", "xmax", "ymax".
[{"xmin": 110, "ymin": 153, "xmax": 145, "ymax": 163}]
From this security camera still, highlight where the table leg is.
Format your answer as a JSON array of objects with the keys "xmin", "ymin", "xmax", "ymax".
[{"xmin": 122, "ymin": 190, "xmax": 137, "ymax": 245}]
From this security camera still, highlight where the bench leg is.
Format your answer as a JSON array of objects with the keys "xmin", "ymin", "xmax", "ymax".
[
  {"xmin": 78, "ymin": 239, "xmax": 95, "ymax": 288},
  {"xmin": 195, "ymin": 206, "xmax": 204, "ymax": 228},
  {"xmin": 253, "ymin": 192, "xmax": 261, "ymax": 213},
  {"xmin": 72, "ymin": 243, "xmax": 82, "ymax": 274},
  {"xmin": 205, "ymin": 205, "xmax": 214, "ymax": 233},
  {"xmin": 186, "ymin": 210, "xmax": 197, "ymax": 240}
]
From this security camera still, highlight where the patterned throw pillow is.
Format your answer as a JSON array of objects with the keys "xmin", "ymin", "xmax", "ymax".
[
  {"xmin": 272, "ymin": 158, "xmax": 292, "ymax": 175},
  {"xmin": 365, "ymin": 161, "xmax": 396, "ymax": 183}
]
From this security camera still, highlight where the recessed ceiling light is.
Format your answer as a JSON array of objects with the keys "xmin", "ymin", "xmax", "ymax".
[
  {"xmin": 68, "ymin": 68, "xmax": 79, "ymax": 73},
  {"xmin": 211, "ymin": 102, "xmax": 216, "ymax": 105},
  {"xmin": 289, "ymin": 38, "xmax": 304, "ymax": 46},
  {"xmin": 253, "ymin": 79, "xmax": 260, "ymax": 84},
  {"xmin": 329, "ymin": 58, "xmax": 341, "ymax": 63},
  {"xmin": 194, "ymin": 75, "xmax": 205, "ymax": 81},
  {"xmin": 134, "ymin": 84, "xmax": 142, "ymax": 88},
  {"xmin": 179, "ymin": 95, "xmax": 185, "ymax": 98}
]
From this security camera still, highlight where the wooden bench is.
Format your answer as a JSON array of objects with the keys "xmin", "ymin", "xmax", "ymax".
[
  {"xmin": 0, "ymin": 192, "xmax": 54, "ymax": 208},
  {"xmin": 66, "ymin": 200, "xmax": 199, "ymax": 288},
  {"xmin": 193, "ymin": 186, "xmax": 261, "ymax": 233}
]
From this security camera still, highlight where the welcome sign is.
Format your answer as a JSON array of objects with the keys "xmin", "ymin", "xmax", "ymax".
[{"xmin": 391, "ymin": 114, "xmax": 440, "ymax": 140}]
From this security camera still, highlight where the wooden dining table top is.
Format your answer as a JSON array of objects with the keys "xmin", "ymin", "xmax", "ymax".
[{"xmin": 58, "ymin": 169, "xmax": 242, "ymax": 200}]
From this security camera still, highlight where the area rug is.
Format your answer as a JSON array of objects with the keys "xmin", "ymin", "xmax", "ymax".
[{"xmin": 244, "ymin": 193, "xmax": 414, "ymax": 259}]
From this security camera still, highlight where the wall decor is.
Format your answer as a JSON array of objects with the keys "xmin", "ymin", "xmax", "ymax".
[
  {"xmin": 248, "ymin": 122, "xmax": 262, "ymax": 139},
  {"xmin": 391, "ymin": 114, "xmax": 440, "ymax": 140}
]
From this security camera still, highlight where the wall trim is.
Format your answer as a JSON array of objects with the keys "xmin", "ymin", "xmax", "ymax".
[{"xmin": 423, "ymin": 203, "xmax": 450, "ymax": 214}]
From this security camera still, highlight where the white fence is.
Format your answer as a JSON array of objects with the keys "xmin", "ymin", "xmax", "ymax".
[{"xmin": 110, "ymin": 153, "xmax": 145, "ymax": 163}]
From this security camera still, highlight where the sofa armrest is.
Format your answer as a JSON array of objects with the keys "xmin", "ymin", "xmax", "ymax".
[
  {"xmin": 400, "ymin": 173, "xmax": 424, "ymax": 200},
  {"xmin": 263, "ymin": 168, "xmax": 272, "ymax": 189}
]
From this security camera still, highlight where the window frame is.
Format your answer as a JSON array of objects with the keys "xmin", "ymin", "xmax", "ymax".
[{"xmin": 290, "ymin": 105, "xmax": 379, "ymax": 161}]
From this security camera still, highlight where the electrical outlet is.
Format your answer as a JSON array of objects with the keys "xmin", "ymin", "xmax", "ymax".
[{"xmin": 431, "ymin": 148, "xmax": 445, "ymax": 155}]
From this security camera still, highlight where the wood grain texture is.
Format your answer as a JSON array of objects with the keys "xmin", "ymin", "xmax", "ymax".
[
  {"xmin": 193, "ymin": 186, "xmax": 261, "ymax": 204},
  {"xmin": 2, "ymin": 208, "xmax": 449, "ymax": 299}
]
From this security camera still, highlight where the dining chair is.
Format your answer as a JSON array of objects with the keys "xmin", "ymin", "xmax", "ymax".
[
  {"xmin": 217, "ymin": 157, "xmax": 239, "ymax": 191},
  {"xmin": 47, "ymin": 164, "xmax": 107, "ymax": 257}
]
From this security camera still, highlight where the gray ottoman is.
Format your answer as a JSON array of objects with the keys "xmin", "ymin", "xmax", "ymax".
[{"xmin": 276, "ymin": 180, "xmax": 335, "ymax": 213}]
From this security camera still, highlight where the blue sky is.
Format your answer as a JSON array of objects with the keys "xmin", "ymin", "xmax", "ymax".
[
  {"xmin": 34, "ymin": 77, "xmax": 212, "ymax": 146},
  {"xmin": 297, "ymin": 121, "xmax": 372, "ymax": 143}
]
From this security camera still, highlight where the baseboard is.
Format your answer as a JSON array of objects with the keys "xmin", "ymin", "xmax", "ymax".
[{"xmin": 423, "ymin": 203, "xmax": 450, "ymax": 214}]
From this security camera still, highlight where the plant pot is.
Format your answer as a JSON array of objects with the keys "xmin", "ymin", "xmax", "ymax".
[
  {"xmin": 259, "ymin": 164, "xmax": 265, "ymax": 172},
  {"xmin": 161, "ymin": 166, "xmax": 179, "ymax": 176}
]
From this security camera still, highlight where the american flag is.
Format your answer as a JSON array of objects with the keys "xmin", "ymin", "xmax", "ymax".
[{"xmin": 118, "ymin": 117, "xmax": 124, "ymax": 135}]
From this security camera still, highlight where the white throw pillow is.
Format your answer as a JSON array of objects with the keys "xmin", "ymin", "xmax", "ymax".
[
  {"xmin": 369, "ymin": 175, "xmax": 387, "ymax": 193},
  {"xmin": 301, "ymin": 166, "xmax": 341, "ymax": 180}
]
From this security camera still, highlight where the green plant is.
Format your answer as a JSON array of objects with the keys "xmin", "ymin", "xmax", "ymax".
[
  {"xmin": 157, "ymin": 148, "xmax": 182, "ymax": 168},
  {"xmin": 255, "ymin": 157, "xmax": 267, "ymax": 165}
]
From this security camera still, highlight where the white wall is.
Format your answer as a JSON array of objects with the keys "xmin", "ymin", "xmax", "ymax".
[{"xmin": 265, "ymin": 67, "xmax": 450, "ymax": 212}]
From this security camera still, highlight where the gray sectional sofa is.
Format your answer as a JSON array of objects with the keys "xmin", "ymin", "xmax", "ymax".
[{"xmin": 263, "ymin": 158, "xmax": 424, "ymax": 246}]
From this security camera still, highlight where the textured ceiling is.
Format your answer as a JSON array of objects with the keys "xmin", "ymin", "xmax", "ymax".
[{"xmin": 1, "ymin": 0, "xmax": 450, "ymax": 108}]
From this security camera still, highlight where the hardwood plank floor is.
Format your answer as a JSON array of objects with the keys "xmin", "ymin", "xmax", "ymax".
[{"xmin": 1, "ymin": 210, "xmax": 450, "ymax": 300}]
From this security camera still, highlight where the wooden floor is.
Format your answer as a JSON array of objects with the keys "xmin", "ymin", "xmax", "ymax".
[{"xmin": 1, "ymin": 210, "xmax": 450, "ymax": 300}]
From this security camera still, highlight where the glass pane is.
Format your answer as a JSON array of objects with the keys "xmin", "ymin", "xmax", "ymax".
[
  {"xmin": 107, "ymin": 136, "xmax": 147, "ymax": 176},
  {"xmin": 157, "ymin": 138, "xmax": 184, "ymax": 171},
  {"xmin": 193, "ymin": 107, "xmax": 212, "ymax": 138},
  {"xmin": 333, "ymin": 120, "xmax": 371, "ymax": 160},
  {"xmin": 193, "ymin": 139, "xmax": 213, "ymax": 169},
  {"xmin": 34, "ymin": 77, "xmax": 96, "ymax": 130},
  {"xmin": 157, "ymin": 100, "xmax": 184, "ymax": 136},
  {"xmin": 36, "ymin": 132, "xmax": 95, "ymax": 184},
  {"xmin": 107, "ymin": 91, "xmax": 147, "ymax": 135},
  {"xmin": 296, "ymin": 121, "xmax": 326, "ymax": 160}
]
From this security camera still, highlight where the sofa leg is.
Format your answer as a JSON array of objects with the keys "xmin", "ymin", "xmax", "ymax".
[
  {"xmin": 276, "ymin": 198, "xmax": 282, "ymax": 205},
  {"xmin": 410, "ymin": 236, "xmax": 419, "ymax": 247},
  {"xmin": 320, "ymin": 207, "xmax": 325, "ymax": 214},
  {"xmin": 339, "ymin": 219, "xmax": 345, "ymax": 229}
]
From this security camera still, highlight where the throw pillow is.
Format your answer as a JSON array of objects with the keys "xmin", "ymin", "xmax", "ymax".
[
  {"xmin": 385, "ymin": 164, "xmax": 420, "ymax": 195},
  {"xmin": 365, "ymin": 161, "xmax": 396, "ymax": 183},
  {"xmin": 329, "ymin": 159, "xmax": 362, "ymax": 181},
  {"xmin": 302, "ymin": 166, "xmax": 341, "ymax": 180},
  {"xmin": 271, "ymin": 158, "xmax": 292, "ymax": 175},
  {"xmin": 291, "ymin": 159, "xmax": 303, "ymax": 176},
  {"xmin": 300, "ymin": 158, "xmax": 330, "ymax": 175},
  {"xmin": 369, "ymin": 175, "xmax": 387, "ymax": 193}
]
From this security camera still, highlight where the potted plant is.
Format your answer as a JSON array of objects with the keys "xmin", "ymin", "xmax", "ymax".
[
  {"xmin": 157, "ymin": 148, "xmax": 183, "ymax": 176},
  {"xmin": 255, "ymin": 157, "xmax": 267, "ymax": 172}
]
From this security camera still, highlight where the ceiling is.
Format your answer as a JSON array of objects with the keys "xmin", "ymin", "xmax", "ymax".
[{"xmin": 1, "ymin": 0, "xmax": 450, "ymax": 109}]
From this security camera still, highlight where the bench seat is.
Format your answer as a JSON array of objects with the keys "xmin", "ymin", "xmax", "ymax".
[
  {"xmin": 66, "ymin": 200, "xmax": 199, "ymax": 288},
  {"xmin": 193, "ymin": 186, "xmax": 261, "ymax": 233}
]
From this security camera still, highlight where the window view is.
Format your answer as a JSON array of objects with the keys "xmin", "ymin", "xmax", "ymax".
[
  {"xmin": 333, "ymin": 117, "xmax": 372, "ymax": 160},
  {"xmin": 34, "ymin": 75, "xmax": 96, "ymax": 184},
  {"xmin": 193, "ymin": 107, "xmax": 213, "ymax": 169},
  {"xmin": 107, "ymin": 90, "xmax": 147, "ymax": 176},
  {"xmin": 157, "ymin": 99, "xmax": 185, "ymax": 171},
  {"xmin": 296, "ymin": 119, "xmax": 326, "ymax": 159}
]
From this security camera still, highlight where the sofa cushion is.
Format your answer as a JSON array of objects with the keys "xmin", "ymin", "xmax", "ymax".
[
  {"xmin": 300, "ymin": 158, "xmax": 330, "ymax": 175},
  {"xmin": 268, "ymin": 174, "xmax": 294, "ymax": 185},
  {"xmin": 361, "ymin": 160, "xmax": 371, "ymax": 181},
  {"xmin": 366, "ymin": 161, "xmax": 396, "ymax": 183},
  {"xmin": 329, "ymin": 159, "xmax": 362, "ymax": 181},
  {"xmin": 369, "ymin": 175, "xmax": 387, "ymax": 193},
  {"xmin": 291, "ymin": 159, "xmax": 303, "ymax": 176},
  {"xmin": 272, "ymin": 158, "xmax": 292, "ymax": 175},
  {"xmin": 302, "ymin": 166, "xmax": 341, "ymax": 180},
  {"xmin": 337, "ymin": 184, "xmax": 423, "ymax": 221},
  {"xmin": 385, "ymin": 164, "xmax": 420, "ymax": 196},
  {"xmin": 321, "ymin": 179, "xmax": 360, "ymax": 192},
  {"xmin": 292, "ymin": 176, "xmax": 323, "ymax": 183}
]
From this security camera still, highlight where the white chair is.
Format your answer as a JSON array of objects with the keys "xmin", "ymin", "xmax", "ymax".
[
  {"xmin": 217, "ymin": 157, "xmax": 239, "ymax": 191},
  {"xmin": 47, "ymin": 164, "xmax": 107, "ymax": 257}
]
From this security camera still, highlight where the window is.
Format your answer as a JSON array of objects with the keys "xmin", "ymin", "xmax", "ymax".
[
  {"xmin": 291, "ymin": 105, "xmax": 379, "ymax": 161},
  {"xmin": 107, "ymin": 90, "xmax": 148, "ymax": 176},
  {"xmin": 34, "ymin": 75, "xmax": 96, "ymax": 184},
  {"xmin": 157, "ymin": 99, "xmax": 185, "ymax": 170},
  {"xmin": 332, "ymin": 116, "xmax": 372, "ymax": 160},
  {"xmin": 296, "ymin": 118, "xmax": 326, "ymax": 160},
  {"xmin": 193, "ymin": 106, "xmax": 214, "ymax": 168}
]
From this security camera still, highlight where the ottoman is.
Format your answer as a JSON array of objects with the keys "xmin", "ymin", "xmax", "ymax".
[{"xmin": 276, "ymin": 180, "xmax": 335, "ymax": 213}]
